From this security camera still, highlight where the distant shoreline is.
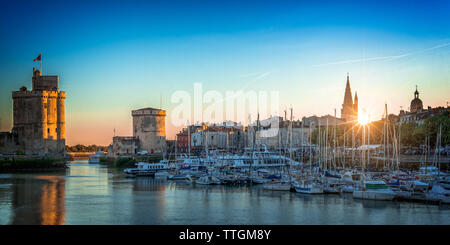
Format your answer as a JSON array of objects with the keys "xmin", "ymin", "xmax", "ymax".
[{"xmin": 0, "ymin": 157, "xmax": 68, "ymax": 173}]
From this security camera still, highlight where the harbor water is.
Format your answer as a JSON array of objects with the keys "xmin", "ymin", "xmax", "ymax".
[{"xmin": 0, "ymin": 160, "xmax": 448, "ymax": 225}]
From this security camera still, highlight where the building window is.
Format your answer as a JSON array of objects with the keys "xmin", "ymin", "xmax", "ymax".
[{"xmin": 47, "ymin": 128, "xmax": 50, "ymax": 134}]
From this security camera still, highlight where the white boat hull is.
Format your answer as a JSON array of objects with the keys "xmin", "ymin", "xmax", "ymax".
[
  {"xmin": 263, "ymin": 183, "xmax": 291, "ymax": 191},
  {"xmin": 294, "ymin": 186, "xmax": 323, "ymax": 194},
  {"xmin": 353, "ymin": 190, "xmax": 396, "ymax": 201}
]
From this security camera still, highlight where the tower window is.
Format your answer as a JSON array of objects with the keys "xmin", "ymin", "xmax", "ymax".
[{"xmin": 47, "ymin": 128, "xmax": 50, "ymax": 134}]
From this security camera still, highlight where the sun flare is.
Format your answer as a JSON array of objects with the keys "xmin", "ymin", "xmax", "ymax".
[{"xmin": 358, "ymin": 110, "xmax": 370, "ymax": 125}]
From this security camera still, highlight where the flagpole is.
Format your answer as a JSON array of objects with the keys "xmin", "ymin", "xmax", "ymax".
[{"xmin": 40, "ymin": 53, "xmax": 42, "ymax": 74}]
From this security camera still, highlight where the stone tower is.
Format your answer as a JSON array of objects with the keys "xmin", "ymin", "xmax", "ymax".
[
  {"xmin": 132, "ymin": 108, "xmax": 166, "ymax": 154},
  {"xmin": 11, "ymin": 68, "xmax": 66, "ymax": 155}
]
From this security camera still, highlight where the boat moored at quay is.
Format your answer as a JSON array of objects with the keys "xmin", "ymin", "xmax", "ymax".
[
  {"xmin": 124, "ymin": 161, "xmax": 169, "ymax": 177},
  {"xmin": 353, "ymin": 180, "xmax": 397, "ymax": 201}
]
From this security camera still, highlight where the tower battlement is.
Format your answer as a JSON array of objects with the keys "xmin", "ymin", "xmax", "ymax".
[
  {"xmin": 0, "ymin": 68, "xmax": 66, "ymax": 156},
  {"xmin": 32, "ymin": 68, "xmax": 59, "ymax": 91},
  {"xmin": 12, "ymin": 90, "xmax": 66, "ymax": 98}
]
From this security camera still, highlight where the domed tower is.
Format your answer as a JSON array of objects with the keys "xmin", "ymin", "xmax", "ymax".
[{"xmin": 410, "ymin": 85, "xmax": 423, "ymax": 113}]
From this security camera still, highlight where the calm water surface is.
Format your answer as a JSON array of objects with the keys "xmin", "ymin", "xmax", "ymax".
[{"xmin": 0, "ymin": 160, "xmax": 448, "ymax": 225}]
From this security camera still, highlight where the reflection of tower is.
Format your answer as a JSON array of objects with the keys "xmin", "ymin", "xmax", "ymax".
[
  {"xmin": 11, "ymin": 176, "xmax": 65, "ymax": 225},
  {"xmin": 131, "ymin": 178, "xmax": 166, "ymax": 224}
]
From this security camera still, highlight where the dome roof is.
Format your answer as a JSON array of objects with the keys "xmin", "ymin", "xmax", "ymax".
[
  {"xmin": 410, "ymin": 86, "xmax": 423, "ymax": 113},
  {"xmin": 411, "ymin": 98, "xmax": 423, "ymax": 107}
]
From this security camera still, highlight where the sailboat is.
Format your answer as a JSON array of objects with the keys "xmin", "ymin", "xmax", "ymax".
[
  {"xmin": 195, "ymin": 175, "xmax": 221, "ymax": 185},
  {"xmin": 263, "ymin": 109, "xmax": 295, "ymax": 191},
  {"xmin": 293, "ymin": 177, "xmax": 324, "ymax": 194}
]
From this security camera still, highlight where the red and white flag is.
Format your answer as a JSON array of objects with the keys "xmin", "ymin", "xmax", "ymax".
[{"xmin": 33, "ymin": 54, "xmax": 41, "ymax": 62}]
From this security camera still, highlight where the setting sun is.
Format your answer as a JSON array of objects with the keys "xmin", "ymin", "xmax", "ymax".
[{"xmin": 358, "ymin": 109, "xmax": 370, "ymax": 125}]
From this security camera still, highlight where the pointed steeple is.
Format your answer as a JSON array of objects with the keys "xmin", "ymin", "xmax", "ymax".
[
  {"xmin": 341, "ymin": 73, "xmax": 354, "ymax": 122},
  {"xmin": 343, "ymin": 73, "xmax": 353, "ymax": 106}
]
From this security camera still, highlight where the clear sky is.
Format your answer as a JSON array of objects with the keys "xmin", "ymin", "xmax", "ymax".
[{"xmin": 0, "ymin": 0, "xmax": 449, "ymax": 145}]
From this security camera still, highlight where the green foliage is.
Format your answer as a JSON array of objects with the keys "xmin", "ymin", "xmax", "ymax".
[
  {"xmin": 141, "ymin": 156, "xmax": 163, "ymax": 163},
  {"xmin": 420, "ymin": 110, "xmax": 450, "ymax": 146},
  {"xmin": 400, "ymin": 122, "xmax": 420, "ymax": 146},
  {"xmin": 0, "ymin": 158, "xmax": 65, "ymax": 170},
  {"xmin": 310, "ymin": 110, "xmax": 449, "ymax": 147},
  {"xmin": 66, "ymin": 144, "xmax": 108, "ymax": 152},
  {"xmin": 113, "ymin": 157, "xmax": 135, "ymax": 168}
]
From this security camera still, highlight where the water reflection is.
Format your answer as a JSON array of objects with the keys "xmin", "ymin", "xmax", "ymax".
[
  {"xmin": 0, "ymin": 163, "xmax": 448, "ymax": 225},
  {"xmin": 11, "ymin": 175, "xmax": 65, "ymax": 225}
]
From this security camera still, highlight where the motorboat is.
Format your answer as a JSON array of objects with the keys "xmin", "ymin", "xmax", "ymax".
[
  {"xmin": 341, "ymin": 185, "xmax": 355, "ymax": 193},
  {"xmin": 155, "ymin": 171, "xmax": 169, "ymax": 178},
  {"xmin": 353, "ymin": 180, "xmax": 396, "ymax": 201},
  {"xmin": 249, "ymin": 176, "xmax": 269, "ymax": 185},
  {"xmin": 167, "ymin": 174, "xmax": 188, "ymax": 180},
  {"xmin": 323, "ymin": 184, "xmax": 341, "ymax": 194},
  {"xmin": 218, "ymin": 175, "xmax": 236, "ymax": 185},
  {"xmin": 123, "ymin": 162, "xmax": 168, "ymax": 177},
  {"xmin": 88, "ymin": 149, "xmax": 105, "ymax": 164},
  {"xmin": 293, "ymin": 179, "xmax": 323, "ymax": 194},
  {"xmin": 196, "ymin": 175, "xmax": 221, "ymax": 185},
  {"xmin": 263, "ymin": 180, "xmax": 291, "ymax": 191}
]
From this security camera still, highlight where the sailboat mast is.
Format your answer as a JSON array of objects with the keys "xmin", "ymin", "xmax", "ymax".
[
  {"xmin": 309, "ymin": 122, "xmax": 312, "ymax": 174},
  {"xmin": 383, "ymin": 104, "xmax": 387, "ymax": 169},
  {"xmin": 352, "ymin": 124, "xmax": 355, "ymax": 168},
  {"xmin": 367, "ymin": 115, "xmax": 370, "ymax": 169},
  {"xmin": 343, "ymin": 124, "xmax": 346, "ymax": 169},
  {"xmin": 290, "ymin": 108, "xmax": 293, "ymax": 163},
  {"xmin": 325, "ymin": 118, "xmax": 328, "ymax": 171},
  {"xmin": 397, "ymin": 120, "xmax": 401, "ymax": 170},
  {"xmin": 318, "ymin": 119, "xmax": 321, "ymax": 172},
  {"xmin": 438, "ymin": 124, "xmax": 442, "ymax": 177},
  {"xmin": 334, "ymin": 109, "xmax": 337, "ymax": 171},
  {"xmin": 188, "ymin": 123, "xmax": 191, "ymax": 158}
]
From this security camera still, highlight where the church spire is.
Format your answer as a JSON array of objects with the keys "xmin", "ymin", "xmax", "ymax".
[
  {"xmin": 343, "ymin": 73, "xmax": 353, "ymax": 106},
  {"xmin": 341, "ymin": 73, "xmax": 354, "ymax": 122}
]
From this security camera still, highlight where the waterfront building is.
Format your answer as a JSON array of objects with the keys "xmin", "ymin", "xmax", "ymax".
[
  {"xmin": 107, "ymin": 107, "xmax": 166, "ymax": 157},
  {"xmin": 301, "ymin": 114, "xmax": 344, "ymax": 130},
  {"xmin": 247, "ymin": 116, "xmax": 312, "ymax": 150},
  {"xmin": 176, "ymin": 129, "xmax": 190, "ymax": 153},
  {"xmin": 109, "ymin": 136, "xmax": 140, "ymax": 156},
  {"xmin": 132, "ymin": 108, "xmax": 166, "ymax": 153},
  {"xmin": 0, "ymin": 68, "xmax": 66, "ymax": 156},
  {"xmin": 189, "ymin": 123, "xmax": 245, "ymax": 151},
  {"xmin": 399, "ymin": 86, "xmax": 449, "ymax": 125},
  {"xmin": 340, "ymin": 73, "xmax": 358, "ymax": 122}
]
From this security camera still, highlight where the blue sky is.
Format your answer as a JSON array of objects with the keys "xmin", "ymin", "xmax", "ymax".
[{"xmin": 0, "ymin": 0, "xmax": 449, "ymax": 145}]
